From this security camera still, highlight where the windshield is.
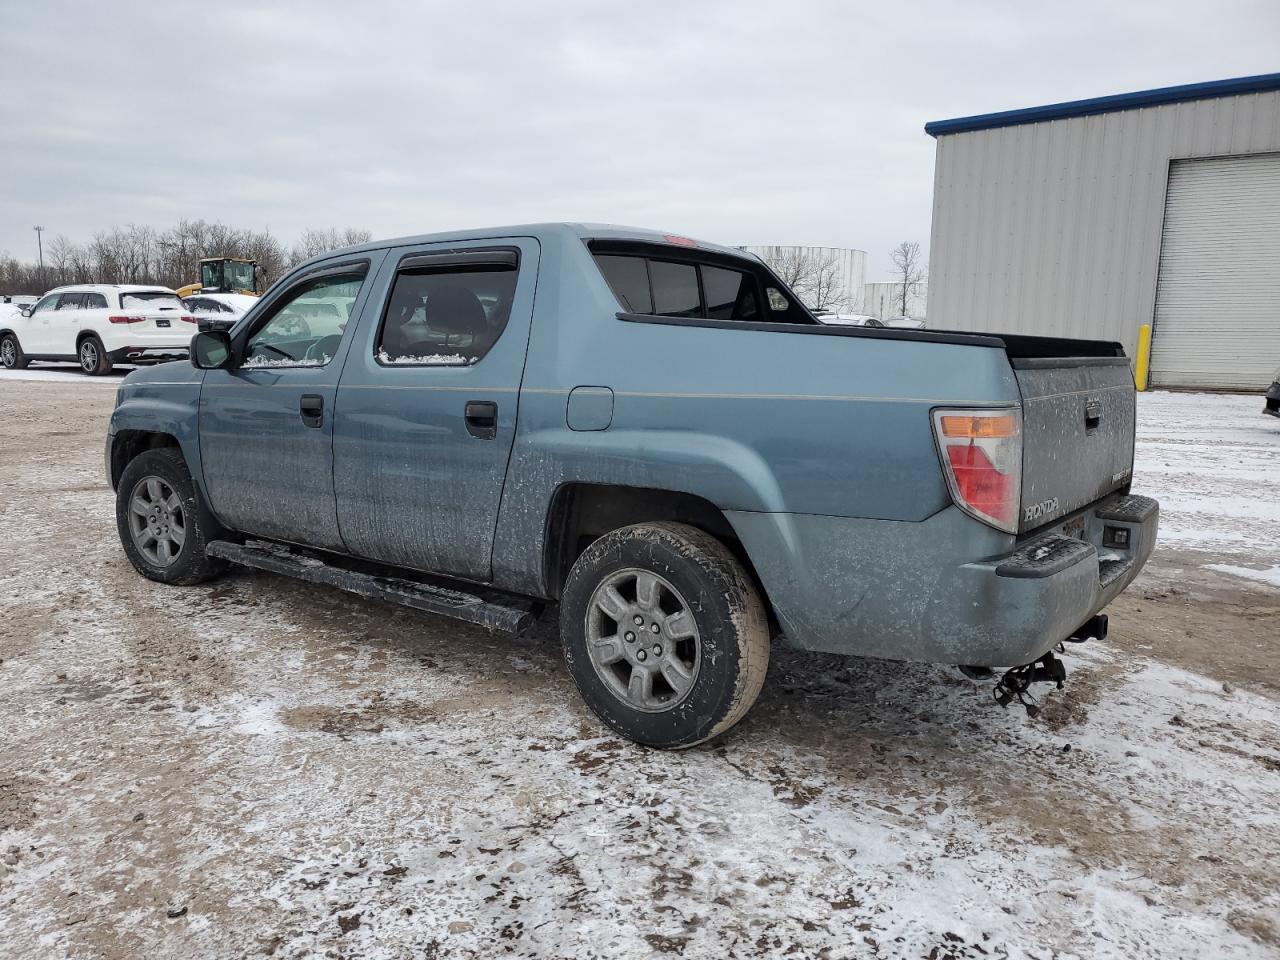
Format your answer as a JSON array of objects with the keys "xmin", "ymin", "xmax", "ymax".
[
  {"xmin": 225, "ymin": 260, "xmax": 255, "ymax": 292},
  {"xmin": 121, "ymin": 292, "xmax": 184, "ymax": 310}
]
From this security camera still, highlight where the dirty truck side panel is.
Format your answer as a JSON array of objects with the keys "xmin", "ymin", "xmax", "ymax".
[
  {"xmin": 196, "ymin": 251, "xmax": 387, "ymax": 552},
  {"xmin": 331, "ymin": 237, "xmax": 541, "ymax": 582},
  {"xmin": 107, "ymin": 362, "xmax": 207, "ymax": 488},
  {"xmin": 490, "ymin": 231, "xmax": 1022, "ymax": 598}
]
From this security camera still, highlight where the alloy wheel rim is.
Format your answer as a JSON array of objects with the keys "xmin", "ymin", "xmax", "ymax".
[
  {"xmin": 585, "ymin": 568, "xmax": 701, "ymax": 713},
  {"xmin": 80, "ymin": 341, "xmax": 97, "ymax": 370},
  {"xmin": 127, "ymin": 476, "xmax": 186, "ymax": 567},
  {"xmin": 1, "ymin": 339, "xmax": 14, "ymax": 366}
]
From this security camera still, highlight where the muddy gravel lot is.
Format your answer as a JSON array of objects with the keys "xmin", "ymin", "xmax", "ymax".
[{"xmin": 1, "ymin": 371, "xmax": 1278, "ymax": 959}]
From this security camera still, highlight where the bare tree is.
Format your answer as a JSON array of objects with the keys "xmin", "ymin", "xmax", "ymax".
[
  {"xmin": 0, "ymin": 221, "xmax": 372, "ymax": 295},
  {"xmin": 889, "ymin": 241, "xmax": 925, "ymax": 318},
  {"xmin": 290, "ymin": 227, "xmax": 373, "ymax": 267},
  {"xmin": 756, "ymin": 246, "xmax": 850, "ymax": 312}
]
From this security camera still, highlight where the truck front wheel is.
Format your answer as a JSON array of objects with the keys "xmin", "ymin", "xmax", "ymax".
[
  {"xmin": 116, "ymin": 448, "xmax": 227, "ymax": 585},
  {"xmin": 560, "ymin": 522, "xmax": 770, "ymax": 749}
]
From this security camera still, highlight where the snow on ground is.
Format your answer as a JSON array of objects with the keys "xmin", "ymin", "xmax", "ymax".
[
  {"xmin": 1133, "ymin": 391, "xmax": 1280, "ymax": 572},
  {"xmin": 0, "ymin": 383, "xmax": 1277, "ymax": 959},
  {"xmin": 0, "ymin": 365, "xmax": 130, "ymax": 384}
]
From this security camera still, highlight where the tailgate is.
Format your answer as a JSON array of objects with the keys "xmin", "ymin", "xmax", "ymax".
[{"xmin": 1014, "ymin": 357, "xmax": 1135, "ymax": 532}]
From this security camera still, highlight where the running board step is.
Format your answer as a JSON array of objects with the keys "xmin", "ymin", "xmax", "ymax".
[{"xmin": 205, "ymin": 540, "xmax": 536, "ymax": 635}]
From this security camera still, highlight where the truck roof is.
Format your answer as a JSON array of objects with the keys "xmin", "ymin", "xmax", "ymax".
[{"xmin": 296, "ymin": 222, "xmax": 757, "ymax": 271}]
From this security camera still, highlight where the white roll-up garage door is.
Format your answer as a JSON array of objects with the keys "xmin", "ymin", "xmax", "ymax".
[{"xmin": 1149, "ymin": 152, "xmax": 1280, "ymax": 390}]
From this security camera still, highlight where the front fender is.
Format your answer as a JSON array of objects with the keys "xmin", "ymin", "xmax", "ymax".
[{"xmin": 107, "ymin": 366, "xmax": 205, "ymax": 497}]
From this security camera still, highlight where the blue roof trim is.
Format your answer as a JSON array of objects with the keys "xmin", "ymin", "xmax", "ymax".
[{"xmin": 925, "ymin": 72, "xmax": 1280, "ymax": 137}]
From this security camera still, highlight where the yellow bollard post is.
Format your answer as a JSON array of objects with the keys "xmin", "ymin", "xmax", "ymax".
[{"xmin": 1134, "ymin": 324, "xmax": 1152, "ymax": 392}]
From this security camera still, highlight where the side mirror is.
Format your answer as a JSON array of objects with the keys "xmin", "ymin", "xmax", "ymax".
[
  {"xmin": 20, "ymin": 306, "xmax": 32, "ymax": 318},
  {"xmin": 191, "ymin": 330, "xmax": 233, "ymax": 369}
]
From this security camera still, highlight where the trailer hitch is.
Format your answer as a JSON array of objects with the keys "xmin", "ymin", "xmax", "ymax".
[{"xmin": 994, "ymin": 650, "xmax": 1067, "ymax": 717}]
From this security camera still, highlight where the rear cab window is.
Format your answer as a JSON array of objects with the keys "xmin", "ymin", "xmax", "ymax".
[{"xmin": 590, "ymin": 241, "xmax": 810, "ymax": 325}]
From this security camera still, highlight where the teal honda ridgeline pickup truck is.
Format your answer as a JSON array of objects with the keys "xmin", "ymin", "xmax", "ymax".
[{"xmin": 107, "ymin": 224, "xmax": 1158, "ymax": 748}]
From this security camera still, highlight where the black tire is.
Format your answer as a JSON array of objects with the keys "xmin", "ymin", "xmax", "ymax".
[
  {"xmin": 560, "ymin": 521, "xmax": 770, "ymax": 749},
  {"xmin": 79, "ymin": 334, "xmax": 113, "ymax": 375},
  {"xmin": 116, "ymin": 448, "xmax": 227, "ymax": 585},
  {"xmin": 1, "ymin": 332, "xmax": 29, "ymax": 369}
]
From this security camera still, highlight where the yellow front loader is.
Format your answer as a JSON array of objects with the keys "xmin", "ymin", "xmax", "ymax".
[{"xmin": 176, "ymin": 257, "xmax": 262, "ymax": 298}]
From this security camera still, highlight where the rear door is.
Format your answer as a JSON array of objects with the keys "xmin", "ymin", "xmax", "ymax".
[
  {"xmin": 198, "ymin": 254, "xmax": 383, "ymax": 549},
  {"xmin": 332, "ymin": 238, "xmax": 539, "ymax": 581}
]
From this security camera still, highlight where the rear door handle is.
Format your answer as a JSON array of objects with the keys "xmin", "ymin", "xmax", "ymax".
[
  {"xmin": 299, "ymin": 394, "xmax": 324, "ymax": 428},
  {"xmin": 464, "ymin": 400, "xmax": 497, "ymax": 440}
]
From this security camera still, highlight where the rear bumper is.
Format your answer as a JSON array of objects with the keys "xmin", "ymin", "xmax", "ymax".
[
  {"xmin": 106, "ymin": 345, "xmax": 189, "ymax": 365},
  {"xmin": 1265, "ymin": 380, "xmax": 1280, "ymax": 418},
  {"xmin": 728, "ymin": 492, "xmax": 1159, "ymax": 667}
]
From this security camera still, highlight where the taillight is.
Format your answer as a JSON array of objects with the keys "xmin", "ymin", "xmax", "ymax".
[
  {"xmin": 932, "ymin": 408, "xmax": 1022, "ymax": 533},
  {"xmin": 179, "ymin": 315, "xmax": 196, "ymax": 323},
  {"xmin": 108, "ymin": 315, "xmax": 145, "ymax": 324}
]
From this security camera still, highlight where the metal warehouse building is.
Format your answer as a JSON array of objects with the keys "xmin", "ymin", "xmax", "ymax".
[
  {"xmin": 742, "ymin": 245, "xmax": 867, "ymax": 313},
  {"xmin": 925, "ymin": 72, "xmax": 1280, "ymax": 390}
]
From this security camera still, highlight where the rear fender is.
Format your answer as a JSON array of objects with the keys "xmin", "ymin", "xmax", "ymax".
[{"xmin": 491, "ymin": 427, "xmax": 788, "ymax": 596}]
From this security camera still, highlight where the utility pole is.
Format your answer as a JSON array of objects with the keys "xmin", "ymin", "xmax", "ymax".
[{"xmin": 33, "ymin": 225, "xmax": 45, "ymax": 284}]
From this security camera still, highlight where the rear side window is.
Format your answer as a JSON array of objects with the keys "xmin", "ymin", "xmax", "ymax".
[
  {"xmin": 593, "ymin": 253, "xmax": 766, "ymax": 323},
  {"xmin": 55, "ymin": 293, "xmax": 85, "ymax": 310},
  {"xmin": 649, "ymin": 261, "xmax": 700, "ymax": 318},
  {"xmin": 594, "ymin": 255, "xmax": 651, "ymax": 314},
  {"xmin": 84, "ymin": 293, "xmax": 108, "ymax": 308},
  {"xmin": 702, "ymin": 265, "xmax": 760, "ymax": 321},
  {"xmin": 376, "ymin": 264, "xmax": 517, "ymax": 366}
]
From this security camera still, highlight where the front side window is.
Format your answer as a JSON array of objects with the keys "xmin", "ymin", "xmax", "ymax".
[
  {"xmin": 376, "ymin": 264, "xmax": 517, "ymax": 366},
  {"xmin": 31, "ymin": 294, "xmax": 59, "ymax": 314},
  {"xmin": 244, "ymin": 269, "xmax": 367, "ymax": 368}
]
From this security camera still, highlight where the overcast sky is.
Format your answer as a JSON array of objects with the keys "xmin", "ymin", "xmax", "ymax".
[{"xmin": 1, "ymin": 1, "xmax": 1278, "ymax": 279}]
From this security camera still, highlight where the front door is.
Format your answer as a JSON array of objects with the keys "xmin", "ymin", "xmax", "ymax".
[
  {"xmin": 198, "ymin": 253, "xmax": 384, "ymax": 550},
  {"xmin": 19, "ymin": 293, "xmax": 60, "ymax": 354},
  {"xmin": 332, "ymin": 238, "xmax": 539, "ymax": 581}
]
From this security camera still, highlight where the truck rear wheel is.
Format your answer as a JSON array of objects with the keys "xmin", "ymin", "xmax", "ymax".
[
  {"xmin": 116, "ymin": 448, "xmax": 227, "ymax": 585},
  {"xmin": 560, "ymin": 522, "xmax": 770, "ymax": 749}
]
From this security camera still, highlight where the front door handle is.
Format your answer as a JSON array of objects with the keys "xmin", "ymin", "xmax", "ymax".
[
  {"xmin": 299, "ymin": 394, "xmax": 324, "ymax": 428},
  {"xmin": 464, "ymin": 400, "xmax": 497, "ymax": 440}
]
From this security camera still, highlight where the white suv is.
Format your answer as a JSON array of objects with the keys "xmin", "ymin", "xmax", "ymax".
[{"xmin": 0, "ymin": 285, "xmax": 195, "ymax": 375}]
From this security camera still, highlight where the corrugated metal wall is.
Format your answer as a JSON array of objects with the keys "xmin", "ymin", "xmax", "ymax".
[
  {"xmin": 742, "ymin": 245, "xmax": 867, "ymax": 311},
  {"xmin": 927, "ymin": 90, "xmax": 1280, "ymax": 357},
  {"xmin": 863, "ymin": 281, "xmax": 928, "ymax": 320},
  {"xmin": 1148, "ymin": 153, "xmax": 1280, "ymax": 389}
]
